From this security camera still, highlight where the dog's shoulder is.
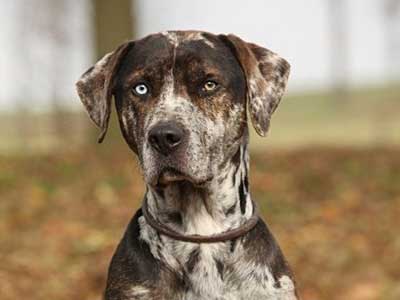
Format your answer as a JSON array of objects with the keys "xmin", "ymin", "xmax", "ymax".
[
  {"xmin": 242, "ymin": 217, "xmax": 295, "ymax": 282},
  {"xmin": 104, "ymin": 209, "xmax": 160, "ymax": 299},
  {"xmin": 224, "ymin": 218, "xmax": 298, "ymax": 299}
]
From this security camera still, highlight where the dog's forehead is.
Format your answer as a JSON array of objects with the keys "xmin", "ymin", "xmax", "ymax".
[
  {"xmin": 162, "ymin": 30, "xmax": 217, "ymax": 49},
  {"xmin": 121, "ymin": 31, "xmax": 236, "ymax": 76},
  {"xmin": 123, "ymin": 33, "xmax": 173, "ymax": 69}
]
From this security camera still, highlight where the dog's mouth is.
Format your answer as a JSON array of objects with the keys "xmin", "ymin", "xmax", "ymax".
[
  {"xmin": 155, "ymin": 167, "xmax": 212, "ymax": 188},
  {"xmin": 159, "ymin": 168, "xmax": 187, "ymax": 185}
]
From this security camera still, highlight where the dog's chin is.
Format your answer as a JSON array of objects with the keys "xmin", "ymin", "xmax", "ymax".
[{"xmin": 148, "ymin": 168, "xmax": 212, "ymax": 188}]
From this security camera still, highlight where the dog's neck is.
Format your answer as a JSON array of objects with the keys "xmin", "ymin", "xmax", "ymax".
[{"xmin": 144, "ymin": 143, "xmax": 253, "ymax": 236}]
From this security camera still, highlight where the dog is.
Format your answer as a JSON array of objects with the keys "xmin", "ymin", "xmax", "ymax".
[{"xmin": 76, "ymin": 30, "xmax": 297, "ymax": 300}]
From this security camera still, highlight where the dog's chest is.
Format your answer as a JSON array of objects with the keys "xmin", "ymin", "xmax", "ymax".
[
  {"xmin": 181, "ymin": 244, "xmax": 227, "ymax": 299},
  {"xmin": 179, "ymin": 248, "xmax": 297, "ymax": 300},
  {"xmin": 140, "ymin": 221, "xmax": 296, "ymax": 300}
]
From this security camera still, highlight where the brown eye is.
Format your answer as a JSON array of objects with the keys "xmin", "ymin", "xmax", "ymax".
[{"xmin": 203, "ymin": 80, "xmax": 218, "ymax": 92}]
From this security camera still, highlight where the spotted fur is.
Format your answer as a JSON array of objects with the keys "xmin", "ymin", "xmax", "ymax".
[
  {"xmin": 221, "ymin": 34, "xmax": 291, "ymax": 136},
  {"xmin": 76, "ymin": 30, "xmax": 295, "ymax": 300}
]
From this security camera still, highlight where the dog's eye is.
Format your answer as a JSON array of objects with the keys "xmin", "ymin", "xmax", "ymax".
[
  {"xmin": 132, "ymin": 83, "xmax": 149, "ymax": 96},
  {"xmin": 203, "ymin": 80, "xmax": 218, "ymax": 92}
]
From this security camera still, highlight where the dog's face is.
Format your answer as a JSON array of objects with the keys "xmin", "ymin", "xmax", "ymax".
[{"xmin": 76, "ymin": 31, "xmax": 290, "ymax": 187}]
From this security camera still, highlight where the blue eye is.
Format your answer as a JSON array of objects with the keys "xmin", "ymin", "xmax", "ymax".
[{"xmin": 133, "ymin": 83, "xmax": 149, "ymax": 96}]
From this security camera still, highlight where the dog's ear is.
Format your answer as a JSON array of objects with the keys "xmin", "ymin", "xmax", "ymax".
[
  {"xmin": 76, "ymin": 42, "xmax": 133, "ymax": 143},
  {"xmin": 221, "ymin": 34, "xmax": 290, "ymax": 136}
]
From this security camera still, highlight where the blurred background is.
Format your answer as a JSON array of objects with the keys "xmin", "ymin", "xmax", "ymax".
[{"xmin": 1, "ymin": 0, "xmax": 399, "ymax": 299}]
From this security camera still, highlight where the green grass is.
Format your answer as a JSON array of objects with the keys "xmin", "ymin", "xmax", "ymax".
[{"xmin": 250, "ymin": 84, "xmax": 400, "ymax": 149}]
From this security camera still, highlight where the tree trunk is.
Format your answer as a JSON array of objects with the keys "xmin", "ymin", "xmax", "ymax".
[{"xmin": 93, "ymin": 0, "xmax": 135, "ymax": 58}]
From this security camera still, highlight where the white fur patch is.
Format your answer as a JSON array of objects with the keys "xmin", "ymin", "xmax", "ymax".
[
  {"xmin": 185, "ymin": 31, "xmax": 215, "ymax": 48},
  {"xmin": 161, "ymin": 31, "xmax": 179, "ymax": 47},
  {"xmin": 125, "ymin": 285, "xmax": 150, "ymax": 299},
  {"xmin": 227, "ymin": 259, "xmax": 297, "ymax": 299},
  {"xmin": 162, "ymin": 31, "xmax": 215, "ymax": 49}
]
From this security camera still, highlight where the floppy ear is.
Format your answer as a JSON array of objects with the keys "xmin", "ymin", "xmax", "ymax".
[
  {"xmin": 221, "ymin": 34, "xmax": 290, "ymax": 136},
  {"xmin": 75, "ymin": 42, "xmax": 133, "ymax": 143}
]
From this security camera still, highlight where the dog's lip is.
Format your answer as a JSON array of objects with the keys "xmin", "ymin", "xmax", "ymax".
[
  {"xmin": 158, "ymin": 168, "xmax": 187, "ymax": 184},
  {"xmin": 155, "ymin": 168, "xmax": 212, "ymax": 187}
]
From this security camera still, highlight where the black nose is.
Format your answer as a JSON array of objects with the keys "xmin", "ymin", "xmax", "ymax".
[{"xmin": 148, "ymin": 122, "xmax": 184, "ymax": 155}]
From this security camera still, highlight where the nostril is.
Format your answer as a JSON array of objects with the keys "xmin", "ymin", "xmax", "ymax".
[{"xmin": 165, "ymin": 132, "xmax": 181, "ymax": 146}]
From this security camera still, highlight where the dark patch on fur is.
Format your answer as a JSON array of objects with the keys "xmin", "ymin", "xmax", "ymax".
[
  {"xmin": 243, "ymin": 219, "xmax": 295, "ymax": 283},
  {"xmin": 277, "ymin": 60, "xmax": 289, "ymax": 78},
  {"xmin": 214, "ymin": 258, "xmax": 224, "ymax": 280},
  {"xmin": 274, "ymin": 279, "xmax": 282, "ymax": 288},
  {"xmin": 167, "ymin": 211, "xmax": 183, "ymax": 225},
  {"xmin": 186, "ymin": 248, "xmax": 200, "ymax": 273},
  {"xmin": 239, "ymin": 178, "xmax": 246, "ymax": 214},
  {"xmin": 231, "ymin": 147, "xmax": 241, "ymax": 187},
  {"xmin": 230, "ymin": 238, "xmax": 237, "ymax": 253},
  {"xmin": 155, "ymin": 187, "xmax": 165, "ymax": 199},
  {"xmin": 231, "ymin": 146, "xmax": 241, "ymax": 166},
  {"xmin": 104, "ymin": 209, "xmax": 161, "ymax": 297},
  {"xmin": 225, "ymin": 203, "xmax": 237, "ymax": 216}
]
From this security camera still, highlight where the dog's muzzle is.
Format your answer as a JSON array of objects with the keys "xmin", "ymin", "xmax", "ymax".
[{"xmin": 146, "ymin": 121, "xmax": 195, "ymax": 186}]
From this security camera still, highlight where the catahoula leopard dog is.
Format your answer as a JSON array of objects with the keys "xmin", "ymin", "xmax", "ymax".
[{"xmin": 76, "ymin": 30, "xmax": 297, "ymax": 300}]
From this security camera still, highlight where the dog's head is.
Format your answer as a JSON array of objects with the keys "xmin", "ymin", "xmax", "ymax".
[{"xmin": 76, "ymin": 31, "xmax": 290, "ymax": 187}]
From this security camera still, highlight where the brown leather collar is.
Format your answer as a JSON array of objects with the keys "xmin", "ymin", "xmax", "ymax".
[{"xmin": 142, "ymin": 197, "xmax": 259, "ymax": 243}]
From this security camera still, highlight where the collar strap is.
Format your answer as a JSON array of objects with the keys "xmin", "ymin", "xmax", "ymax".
[{"xmin": 142, "ymin": 197, "xmax": 259, "ymax": 243}]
